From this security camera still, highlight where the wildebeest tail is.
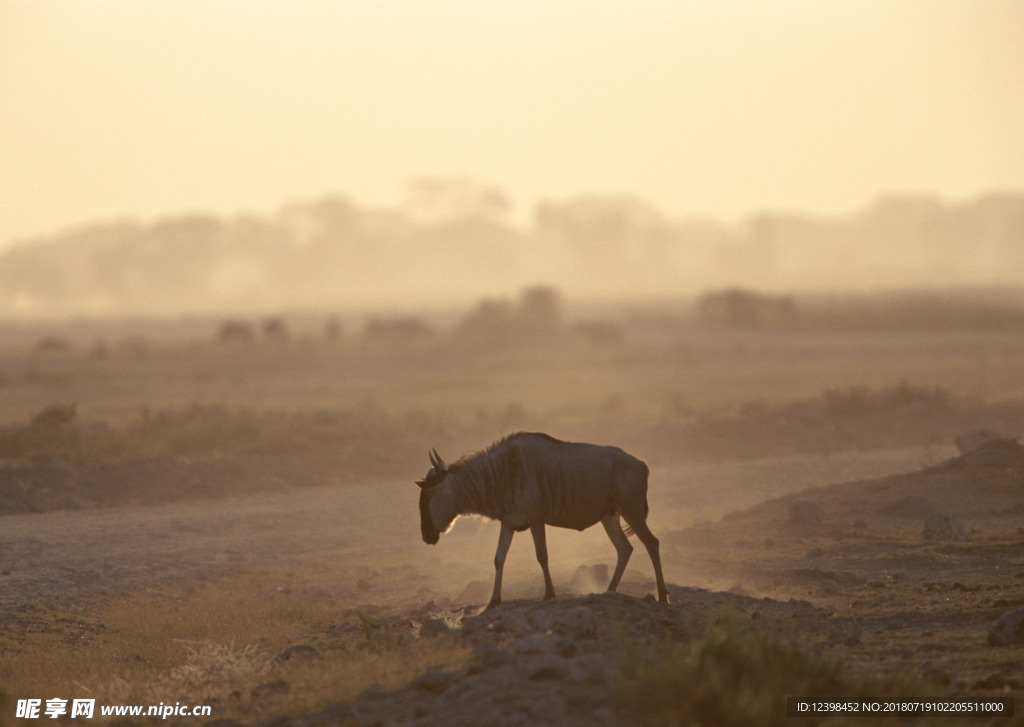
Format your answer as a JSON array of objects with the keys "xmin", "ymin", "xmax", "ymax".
[
  {"xmin": 622, "ymin": 496, "xmax": 650, "ymax": 538},
  {"xmin": 621, "ymin": 458, "xmax": 650, "ymax": 538}
]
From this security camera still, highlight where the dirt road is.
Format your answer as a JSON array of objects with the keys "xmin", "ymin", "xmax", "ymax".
[{"xmin": 0, "ymin": 446, "xmax": 951, "ymax": 613}]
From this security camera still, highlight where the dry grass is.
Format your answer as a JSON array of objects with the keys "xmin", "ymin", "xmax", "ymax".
[
  {"xmin": 616, "ymin": 612, "xmax": 942, "ymax": 727},
  {"xmin": 0, "ymin": 563, "xmax": 470, "ymax": 724}
]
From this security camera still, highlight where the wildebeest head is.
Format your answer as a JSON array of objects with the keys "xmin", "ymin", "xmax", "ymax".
[{"xmin": 416, "ymin": 449, "xmax": 451, "ymax": 545}]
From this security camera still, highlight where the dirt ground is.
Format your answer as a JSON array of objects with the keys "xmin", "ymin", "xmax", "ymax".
[
  {"xmin": 0, "ymin": 445, "xmax": 953, "ymax": 613},
  {"xmin": 4, "ymin": 437, "xmax": 1024, "ymax": 725}
]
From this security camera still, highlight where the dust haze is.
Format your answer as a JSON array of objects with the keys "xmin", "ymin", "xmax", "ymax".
[
  {"xmin": 2, "ymin": 184, "xmax": 1023, "ymax": 317},
  {"xmin": 4, "ymin": 1, "xmax": 1024, "ymax": 721}
]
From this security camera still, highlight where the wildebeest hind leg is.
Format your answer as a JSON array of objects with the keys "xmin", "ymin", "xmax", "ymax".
[
  {"xmin": 600, "ymin": 514, "xmax": 633, "ymax": 592},
  {"xmin": 529, "ymin": 521, "xmax": 556, "ymax": 600},
  {"xmin": 621, "ymin": 514, "xmax": 669, "ymax": 603}
]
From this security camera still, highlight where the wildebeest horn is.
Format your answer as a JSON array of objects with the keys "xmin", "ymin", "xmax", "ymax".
[{"xmin": 429, "ymin": 448, "xmax": 446, "ymax": 470}]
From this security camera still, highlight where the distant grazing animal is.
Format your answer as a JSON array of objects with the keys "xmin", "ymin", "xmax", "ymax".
[
  {"xmin": 416, "ymin": 432, "xmax": 668, "ymax": 608},
  {"xmin": 218, "ymin": 320, "xmax": 255, "ymax": 344}
]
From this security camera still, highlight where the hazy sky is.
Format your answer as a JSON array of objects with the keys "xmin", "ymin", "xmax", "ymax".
[{"xmin": 2, "ymin": 0, "xmax": 1022, "ymax": 247}]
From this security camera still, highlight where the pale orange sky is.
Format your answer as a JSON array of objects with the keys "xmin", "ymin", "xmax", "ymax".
[{"xmin": 2, "ymin": 0, "xmax": 1022, "ymax": 247}]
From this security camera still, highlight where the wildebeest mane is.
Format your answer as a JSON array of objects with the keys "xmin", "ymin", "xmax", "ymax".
[
  {"xmin": 437, "ymin": 433, "xmax": 549, "ymax": 517},
  {"xmin": 446, "ymin": 432, "xmax": 556, "ymax": 469},
  {"xmin": 442, "ymin": 433, "xmax": 582, "ymax": 520}
]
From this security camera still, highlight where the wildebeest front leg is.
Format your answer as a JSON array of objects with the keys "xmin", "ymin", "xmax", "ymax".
[
  {"xmin": 529, "ymin": 521, "xmax": 556, "ymax": 600},
  {"xmin": 600, "ymin": 514, "xmax": 633, "ymax": 592},
  {"xmin": 488, "ymin": 522, "xmax": 514, "ymax": 609}
]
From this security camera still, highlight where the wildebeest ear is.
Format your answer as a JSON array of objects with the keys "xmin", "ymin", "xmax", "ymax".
[{"xmin": 416, "ymin": 465, "xmax": 438, "ymax": 488}]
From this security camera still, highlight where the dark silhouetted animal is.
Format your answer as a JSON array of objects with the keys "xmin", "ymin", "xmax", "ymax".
[{"xmin": 416, "ymin": 432, "xmax": 668, "ymax": 608}]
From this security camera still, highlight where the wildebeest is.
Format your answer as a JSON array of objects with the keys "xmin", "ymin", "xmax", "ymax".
[{"xmin": 416, "ymin": 432, "xmax": 668, "ymax": 608}]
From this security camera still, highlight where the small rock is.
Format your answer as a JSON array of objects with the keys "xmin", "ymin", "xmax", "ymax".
[{"xmin": 988, "ymin": 609, "xmax": 1024, "ymax": 647}]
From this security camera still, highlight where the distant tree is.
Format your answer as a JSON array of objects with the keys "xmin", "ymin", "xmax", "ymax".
[
  {"xmin": 363, "ymin": 316, "xmax": 431, "ymax": 338},
  {"xmin": 517, "ymin": 285, "xmax": 562, "ymax": 334},
  {"xmin": 35, "ymin": 336, "xmax": 72, "ymax": 354},
  {"xmin": 696, "ymin": 288, "xmax": 796, "ymax": 327},
  {"xmin": 218, "ymin": 320, "xmax": 255, "ymax": 344},
  {"xmin": 262, "ymin": 317, "xmax": 289, "ymax": 342},
  {"xmin": 324, "ymin": 316, "xmax": 343, "ymax": 340},
  {"xmin": 457, "ymin": 298, "xmax": 515, "ymax": 340},
  {"xmin": 456, "ymin": 286, "xmax": 564, "ymax": 342}
]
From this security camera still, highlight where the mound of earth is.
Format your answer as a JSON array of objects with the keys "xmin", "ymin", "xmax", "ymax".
[
  {"xmin": 244, "ymin": 587, "xmax": 826, "ymax": 727},
  {"xmin": 675, "ymin": 436, "xmax": 1024, "ymax": 550},
  {"xmin": 659, "ymin": 438, "xmax": 1024, "ymax": 695}
]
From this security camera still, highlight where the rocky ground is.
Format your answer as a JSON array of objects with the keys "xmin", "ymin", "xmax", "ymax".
[{"xmin": 267, "ymin": 586, "xmax": 823, "ymax": 727}]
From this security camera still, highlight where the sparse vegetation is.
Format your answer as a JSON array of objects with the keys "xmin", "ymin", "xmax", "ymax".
[
  {"xmin": 737, "ymin": 379, "xmax": 953, "ymax": 421},
  {"xmin": 3, "ymin": 302, "xmax": 1024, "ymax": 725},
  {"xmin": 617, "ymin": 614, "xmax": 937, "ymax": 726},
  {"xmin": 0, "ymin": 565, "xmax": 471, "ymax": 725}
]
